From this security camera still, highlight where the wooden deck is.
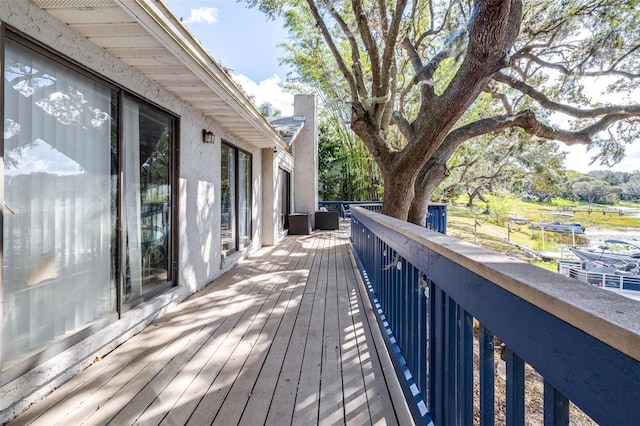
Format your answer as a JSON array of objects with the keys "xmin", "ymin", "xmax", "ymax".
[{"xmin": 10, "ymin": 226, "xmax": 412, "ymax": 425}]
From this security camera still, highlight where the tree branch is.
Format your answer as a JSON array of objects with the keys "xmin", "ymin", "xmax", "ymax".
[
  {"xmin": 351, "ymin": 0, "xmax": 381, "ymax": 92},
  {"xmin": 401, "ymin": 26, "xmax": 468, "ymax": 109},
  {"xmin": 447, "ymin": 110, "xmax": 634, "ymax": 147},
  {"xmin": 484, "ymin": 84, "xmax": 513, "ymax": 115},
  {"xmin": 391, "ymin": 111, "xmax": 412, "ymax": 138},
  {"xmin": 513, "ymin": 51, "xmax": 640, "ymax": 79},
  {"xmin": 376, "ymin": 0, "xmax": 389, "ymax": 35},
  {"xmin": 415, "ymin": 0, "xmax": 454, "ymax": 47},
  {"xmin": 493, "ymin": 72, "xmax": 640, "ymax": 117},
  {"xmin": 380, "ymin": 0, "xmax": 408, "ymax": 96},
  {"xmin": 305, "ymin": 0, "xmax": 361, "ymax": 100},
  {"xmin": 404, "ymin": 0, "xmax": 523, "ymax": 166}
]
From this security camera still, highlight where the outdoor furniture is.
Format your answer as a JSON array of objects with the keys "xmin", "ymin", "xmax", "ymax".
[
  {"xmin": 288, "ymin": 213, "xmax": 312, "ymax": 235},
  {"xmin": 315, "ymin": 210, "xmax": 339, "ymax": 230}
]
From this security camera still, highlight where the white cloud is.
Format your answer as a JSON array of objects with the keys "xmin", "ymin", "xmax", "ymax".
[
  {"xmin": 183, "ymin": 7, "xmax": 218, "ymax": 24},
  {"xmin": 231, "ymin": 74, "xmax": 294, "ymax": 116}
]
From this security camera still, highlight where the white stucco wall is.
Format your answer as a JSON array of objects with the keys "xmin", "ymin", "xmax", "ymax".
[
  {"xmin": 261, "ymin": 148, "xmax": 294, "ymax": 246},
  {"xmin": 292, "ymin": 94, "xmax": 319, "ymax": 222},
  {"xmin": 0, "ymin": 0, "xmax": 269, "ymax": 421}
]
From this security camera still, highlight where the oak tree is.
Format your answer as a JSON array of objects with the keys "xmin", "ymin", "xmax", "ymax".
[{"xmin": 250, "ymin": 0, "xmax": 640, "ymax": 224}]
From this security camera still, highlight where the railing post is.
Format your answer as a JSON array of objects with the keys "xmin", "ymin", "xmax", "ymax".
[
  {"xmin": 417, "ymin": 273, "xmax": 429, "ymax": 402},
  {"xmin": 543, "ymin": 380, "xmax": 569, "ymax": 426},
  {"xmin": 429, "ymin": 278, "xmax": 473, "ymax": 425},
  {"xmin": 505, "ymin": 347, "xmax": 525, "ymax": 426},
  {"xmin": 430, "ymin": 285, "xmax": 444, "ymax": 424},
  {"xmin": 444, "ymin": 297, "xmax": 457, "ymax": 424},
  {"xmin": 459, "ymin": 310, "xmax": 474, "ymax": 425},
  {"xmin": 479, "ymin": 326, "xmax": 496, "ymax": 426}
]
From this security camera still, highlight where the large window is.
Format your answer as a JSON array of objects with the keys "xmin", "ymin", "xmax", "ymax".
[
  {"xmin": 2, "ymin": 35, "xmax": 176, "ymax": 374},
  {"xmin": 221, "ymin": 143, "xmax": 252, "ymax": 257}
]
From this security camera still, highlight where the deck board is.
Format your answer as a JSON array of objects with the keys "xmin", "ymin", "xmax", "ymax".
[
  {"xmin": 319, "ymin": 233, "xmax": 345, "ymax": 426},
  {"xmin": 9, "ymin": 226, "xmax": 412, "ymax": 426},
  {"xmin": 240, "ymin": 234, "xmax": 320, "ymax": 426},
  {"xmin": 260, "ymin": 236, "xmax": 320, "ymax": 426},
  {"xmin": 291, "ymin": 235, "xmax": 327, "ymax": 426},
  {"xmin": 336, "ymin": 234, "xmax": 373, "ymax": 426}
]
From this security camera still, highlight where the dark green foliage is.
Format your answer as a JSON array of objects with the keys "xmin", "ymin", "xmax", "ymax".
[{"xmin": 318, "ymin": 125, "xmax": 383, "ymax": 201}]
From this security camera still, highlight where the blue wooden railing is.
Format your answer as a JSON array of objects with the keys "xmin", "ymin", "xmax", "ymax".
[
  {"xmin": 318, "ymin": 201, "xmax": 447, "ymax": 232},
  {"xmin": 319, "ymin": 201, "xmax": 382, "ymax": 217},
  {"xmin": 350, "ymin": 207, "xmax": 640, "ymax": 425}
]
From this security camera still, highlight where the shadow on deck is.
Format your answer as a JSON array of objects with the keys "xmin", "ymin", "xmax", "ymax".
[{"xmin": 10, "ymin": 225, "xmax": 412, "ymax": 425}]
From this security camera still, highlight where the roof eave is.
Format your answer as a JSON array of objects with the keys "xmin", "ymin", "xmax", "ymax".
[{"xmin": 121, "ymin": 0, "xmax": 287, "ymax": 148}]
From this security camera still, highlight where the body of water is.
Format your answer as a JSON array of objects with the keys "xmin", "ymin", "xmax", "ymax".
[{"xmin": 580, "ymin": 207, "xmax": 640, "ymax": 248}]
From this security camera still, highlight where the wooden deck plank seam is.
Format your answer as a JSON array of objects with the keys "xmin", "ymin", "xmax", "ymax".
[
  {"xmin": 79, "ymin": 237, "xmax": 301, "ymax": 425},
  {"xmin": 259, "ymin": 236, "xmax": 323, "ymax": 426},
  {"xmin": 208, "ymin": 236, "xmax": 315, "ymax": 425},
  {"xmin": 261, "ymin": 238, "xmax": 322, "ymax": 423},
  {"xmin": 151, "ymin": 261, "xmax": 291, "ymax": 425},
  {"xmin": 100, "ymin": 255, "xmax": 292, "ymax": 422},
  {"xmin": 176, "ymin": 238, "xmax": 309, "ymax": 425},
  {"xmin": 335, "ymin": 232, "xmax": 375, "ymax": 425},
  {"xmin": 290, "ymin": 234, "xmax": 330, "ymax": 426}
]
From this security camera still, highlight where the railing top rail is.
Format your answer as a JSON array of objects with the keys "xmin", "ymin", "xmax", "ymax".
[{"xmin": 351, "ymin": 206, "xmax": 640, "ymax": 362}]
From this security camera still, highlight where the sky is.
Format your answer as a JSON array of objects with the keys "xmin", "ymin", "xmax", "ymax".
[
  {"xmin": 163, "ymin": 0, "xmax": 294, "ymax": 116},
  {"xmin": 560, "ymin": 143, "xmax": 640, "ymax": 174},
  {"xmin": 163, "ymin": 0, "xmax": 638, "ymax": 175}
]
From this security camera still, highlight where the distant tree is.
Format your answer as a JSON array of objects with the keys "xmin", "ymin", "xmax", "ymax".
[
  {"xmin": 521, "ymin": 173, "xmax": 567, "ymax": 203},
  {"xmin": 572, "ymin": 180, "xmax": 617, "ymax": 204},
  {"xmin": 437, "ymin": 133, "xmax": 566, "ymax": 204},
  {"xmin": 587, "ymin": 170, "xmax": 632, "ymax": 186},
  {"xmin": 510, "ymin": 136, "xmax": 568, "ymax": 202},
  {"xmin": 258, "ymin": 102, "xmax": 281, "ymax": 117},
  {"xmin": 621, "ymin": 178, "xmax": 640, "ymax": 201},
  {"xmin": 318, "ymin": 126, "xmax": 342, "ymax": 200},
  {"xmin": 487, "ymin": 193, "xmax": 516, "ymax": 226}
]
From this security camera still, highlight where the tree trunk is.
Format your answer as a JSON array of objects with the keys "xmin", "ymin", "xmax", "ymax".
[
  {"xmin": 408, "ymin": 160, "xmax": 448, "ymax": 225},
  {"xmin": 349, "ymin": 0, "xmax": 523, "ymax": 224},
  {"xmin": 408, "ymin": 134, "xmax": 463, "ymax": 225},
  {"xmin": 380, "ymin": 166, "xmax": 417, "ymax": 220}
]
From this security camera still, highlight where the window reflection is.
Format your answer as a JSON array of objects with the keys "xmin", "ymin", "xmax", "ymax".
[
  {"xmin": 221, "ymin": 143, "xmax": 252, "ymax": 257},
  {"xmin": 221, "ymin": 144, "xmax": 236, "ymax": 254},
  {"xmin": 2, "ymin": 39, "xmax": 115, "ymax": 370},
  {"xmin": 239, "ymin": 151, "xmax": 252, "ymax": 248},
  {"xmin": 123, "ymin": 98, "xmax": 173, "ymax": 304},
  {"xmin": 2, "ymin": 35, "xmax": 177, "ymax": 374}
]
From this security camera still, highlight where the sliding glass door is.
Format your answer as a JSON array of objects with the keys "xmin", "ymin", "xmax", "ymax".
[
  {"xmin": 2, "ymin": 38, "xmax": 117, "ymax": 370},
  {"xmin": 2, "ymin": 34, "xmax": 176, "ymax": 374},
  {"xmin": 122, "ymin": 97, "xmax": 174, "ymax": 304},
  {"xmin": 221, "ymin": 144, "xmax": 237, "ymax": 254},
  {"xmin": 278, "ymin": 168, "xmax": 291, "ymax": 232},
  {"xmin": 238, "ymin": 151, "xmax": 252, "ymax": 248},
  {"xmin": 221, "ymin": 142, "xmax": 252, "ymax": 257}
]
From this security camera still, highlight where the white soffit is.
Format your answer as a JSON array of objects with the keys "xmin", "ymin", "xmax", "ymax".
[{"xmin": 31, "ymin": 0, "xmax": 287, "ymax": 149}]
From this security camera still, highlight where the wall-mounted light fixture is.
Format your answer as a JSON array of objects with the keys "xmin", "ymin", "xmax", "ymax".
[
  {"xmin": 202, "ymin": 129, "xmax": 214, "ymax": 144},
  {"xmin": 273, "ymin": 147, "xmax": 278, "ymax": 153}
]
